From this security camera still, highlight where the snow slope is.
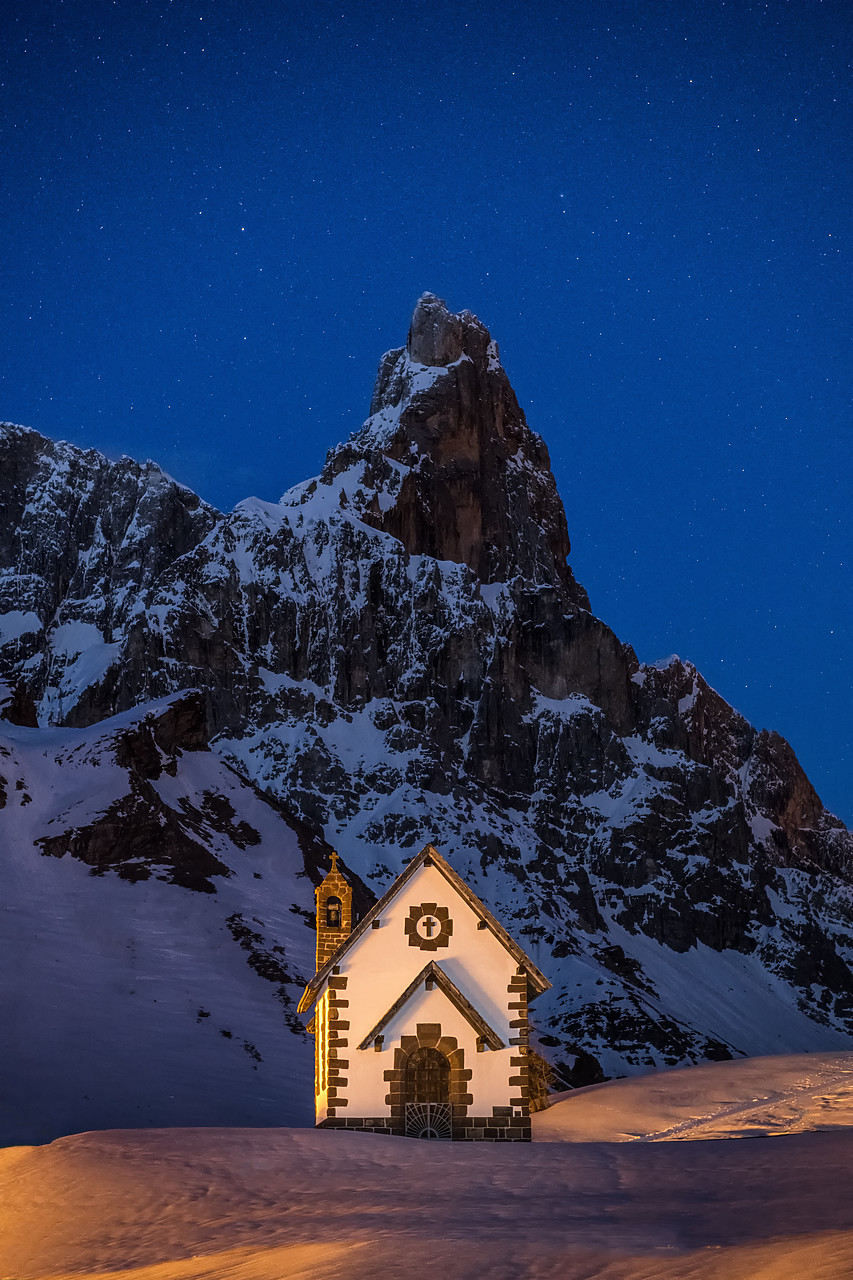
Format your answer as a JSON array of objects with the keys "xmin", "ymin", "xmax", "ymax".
[
  {"xmin": 0, "ymin": 696, "xmax": 323, "ymax": 1145},
  {"xmin": 534, "ymin": 1050, "xmax": 853, "ymax": 1142},
  {"xmin": 3, "ymin": 1056, "xmax": 853, "ymax": 1279}
]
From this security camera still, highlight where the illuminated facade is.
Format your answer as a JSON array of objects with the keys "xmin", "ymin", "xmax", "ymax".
[{"xmin": 298, "ymin": 843, "xmax": 550, "ymax": 1141}]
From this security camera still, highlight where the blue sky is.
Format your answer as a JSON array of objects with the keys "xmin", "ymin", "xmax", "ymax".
[{"xmin": 1, "ymin": 0, "xmax": 850, "ymax": 820}]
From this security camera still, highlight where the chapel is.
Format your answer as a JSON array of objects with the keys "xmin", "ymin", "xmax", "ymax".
[{"xmin": 297, "ymin": 843, "xmax": 551, "ymax": 1141}]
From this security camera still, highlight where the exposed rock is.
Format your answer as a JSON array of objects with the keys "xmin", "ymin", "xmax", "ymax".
[
  {"xmin": 0, "ymin": 679, "xmax": 38, "ymax": 727},
  {"xmin": 355, "ymin": 293, "xmax": 589, "ymax": 602},
  {"xmin": 0, "ymin": 422, "xmax": 220, "ymax": 727},
  {"xmin": 407, "ymin": 291, "xmax": 468, "ymax": 366}
]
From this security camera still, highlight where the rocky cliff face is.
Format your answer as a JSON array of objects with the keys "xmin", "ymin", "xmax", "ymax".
[
  {"xmin": 1, "ymin": 294, "xmax": 852, "ymax": 1093},
  {"xmin": 0, "ymin": 424, "xmax": 219, "ymax": 725},
  {"xmin": 354, "ymin": 292, "xmax": 589, "ymax": 604}
]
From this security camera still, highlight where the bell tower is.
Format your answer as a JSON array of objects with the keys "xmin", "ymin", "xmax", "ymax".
[{"xmin": 315, "ymin": 850, "xmax": 352, "ymax": 970}]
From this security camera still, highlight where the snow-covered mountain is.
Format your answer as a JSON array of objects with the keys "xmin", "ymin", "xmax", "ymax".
[
  {"xmin": 0, "ymin": 691, "xmax": 358, "ymax": 1144},
  {"xmin": 2, "ymin": 294, "xmax": 852, "ymax": 1139}
]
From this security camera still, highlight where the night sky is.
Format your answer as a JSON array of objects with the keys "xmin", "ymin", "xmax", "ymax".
[{"xmin": 2, "ymin": 1, "xmax": 850, "ymax": 821}]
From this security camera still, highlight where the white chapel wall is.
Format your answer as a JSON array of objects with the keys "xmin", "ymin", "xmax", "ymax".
[
  {"xmin": 324, "ymin": 860, "xmax": 522, "ymax": 1118},
  {"xmin": 339, "ymin": 862, "xmax": 518, "ymax": 1048}
]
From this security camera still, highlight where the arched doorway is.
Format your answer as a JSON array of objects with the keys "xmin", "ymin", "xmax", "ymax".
[{"xmin": 404, "ymin": 1047, "xmax": 452, "ymax": 1140}]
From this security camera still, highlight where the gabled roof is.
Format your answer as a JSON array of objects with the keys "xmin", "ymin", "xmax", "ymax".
[
  {"xmin": 297, "ymin": 842, "xmax": 550, "ymax": 1015},
  {"xmin": 356, "ymin": 960, "xmax": 505, "ymax": 1051}
]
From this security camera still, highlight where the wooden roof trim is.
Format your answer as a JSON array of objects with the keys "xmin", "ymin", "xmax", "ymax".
[
  {"xmin": 297, "ymin": 842, "xmax": 551, "ymax": 1015},
  {"xmin": 356, "ymin": 960, "xmax": 505, "ymax": 1051}
]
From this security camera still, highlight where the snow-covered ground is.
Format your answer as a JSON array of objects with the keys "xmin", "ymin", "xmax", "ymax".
[
  {"xmin": 536, "ymin": 1049, "xmax": 853, "ymax": 1142},
  {"xmin": 3, "ymin": 1054, "xmax": 853, "ymax": 1280}
]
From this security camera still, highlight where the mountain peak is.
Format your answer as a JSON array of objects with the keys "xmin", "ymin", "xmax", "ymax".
[
  {"xmin": 405, "ymin": 292, "xmax": 491, "ymax": 368},
  {"xmin": 330, "ymin": 296, "xmax": 589, "ymax": 604}
]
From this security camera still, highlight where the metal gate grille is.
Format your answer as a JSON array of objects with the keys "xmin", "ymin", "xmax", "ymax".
[{"xmin": 405, "ymin": 1102, "xmax": 452, "ymax": 1140}]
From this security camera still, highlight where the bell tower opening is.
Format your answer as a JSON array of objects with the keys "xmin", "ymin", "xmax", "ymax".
[{"xmin": 314, "ymin": 850, "xmax": 352, "ymax": 970}]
